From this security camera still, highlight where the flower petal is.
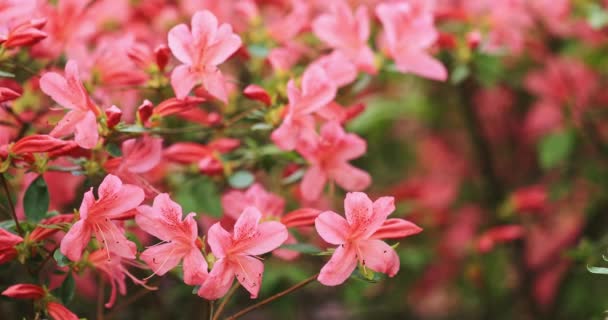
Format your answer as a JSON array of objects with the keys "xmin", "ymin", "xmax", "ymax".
[
  {"xmin": 60, "ymin": 220, "xmax": 91, "ymax": 261},
  {"xmin": 183, "ymin": 248, "xmax": 208, "ymax": 285},
  {"xmin": 171, "ymin": 64, "xmax": 199, "ymax": 99},
  {"xmin": 39, "ymin": 72, "xmax": 77, "ymax": 110},
  {"xmin": 207, "ymin": 223, "xmax": 232, "ymax": 259},
  {"xmin": 315, "ymin": 211, "xmax": 349, "ymax": 245},
  {"xmin": 371, "ymin": 218, "xmax": 422, "ymax": 240},
  {"xmin": 330, "ymin": 164, "xmax": 371, "ymax": 192},
  {"xmin": 238, "ymin": 221, "xmax": 288, "ymax": 256},
  {"xmin": 318, "ymin": 243, "xmax": 357, "ymax": 286},
  {"xmin": 300, "ymin": 165, "xmax": 327, "ymax": 201},
  {"xmin": 198, "ymin": 258, "xmax": 234, "ymax": 300},
  {"xmin": 357, "ymin": 239, "xmax": 400, "ymax": 277},
  {"xmin": 202, "ymin": 69, "xmax": 228, "ymax": 103},
  {"xmin": 204, "ymin": 24, "xmax": 241, "ymax": 66},
  {"xmin": 233, "ymin": 206, "xmax": 261, "ymax": 242},
  {"xmin": 96, "ymin": 175, "xmax": 144, "ymax": 219},
  {"xmin": 394, "ymin": 51, "xmax": 447, "ymax": 81},
  {"xmin": 168, "ymin": 24, "xmax": 194, "ymax": 65},
  {"xmin": 74, "ymin": 110, "xmax": 98, "ymax": 149},
  {"xmin": 140, "ymin": 242, "xmax": 182, "ymax": 276},
  {"xmin": 233, "ymin": 255, "xmax": 264, "ymax": 298}
]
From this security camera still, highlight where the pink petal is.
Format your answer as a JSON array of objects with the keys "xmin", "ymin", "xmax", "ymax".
[
  {"xmin": 371, "ymin": 218, "xmax": 422, "ymax": 240},
  {"xmin": 191, "ymin": 10, "xmax": 218, "ymax": 49},
  {"xmin": 198, "ymin": 258, "xmax": 235, "ymax": 300},
  {"xmin": 60, "ymin": 220, "xmax": 91, "ymax": 261},
  {"xmin": 233, "ymin": 206, "xmax": 261, "ymax": 242},
  {"xmin": 167, "ymin": 24, "xmax": 194, "ymax": 65},
  {"xmin": 357, "ymin": 239, "xmax": 400, "ymax": 277},
  {"xmin": 394, "ymin": 51, "xmax": 447, "ymax": 81},
  {"xmin": 233, "ymin": 255, "xmax": 264, "ymax": 298},
  {"xmin": 135, "ymin": 193, "xmax": 184, "ymax": 241},
  {"xmin": 96, "ymin": 222, "xmax": 137, "ymax": 259},
  {"xmin": 335, "ymin": 131, "xmax": 367, "ymax": 161},
  {"xmin": 140, "ymin": 242, "xmax": 183, "ymax": 276},
  {"xmin": 183, "ymin": 248, "xmax": 208, "ymax": 285},
  {"xmin": 221, "ymin": 190, "xmax": 247, "ymax": 220},
  {"xmin": 205, "ymin": 24, "xmax": 241, "ymax": 66},
  {"xmin": 49, "ymin": 110, "xmax": 85, "ymax": 139},
  {"xmin": 237, "ymin": 221, "xmax": 288, "ymax": 256},
  {"xmin": 202, "ymin": 69, "xmax": 228, "ymax": 103},
  {"xmin": 281, "ymin": 208, "xmax": 321, "ymax": 228},
  {"xmin": 344, "ymin": 192, "xmax": 373, "ymax": 235},
  {"xmin": 297, "ymin": 66, "xmax": 336, "ymax": 115},
  {"xmin": 74, "ymin": 110, "xmax": 98, "ymax": 149},
  {"xmin": 39, "ymin": 72, "xmax": 77, "ymax": 110},
  {"xmin": 315, "ymin": 211, "xmax": 349, "ymax": 245},
  {"xmin": 270, "ymin": 115, "xmax": 298, "ymax": 151},
  {"xmin": 207, "ymin": 223, "xmax": 233, "ymax": 259},
  {"xmin": 97, "ymin": 175, "xmax": 144, "ymax": 218},
  {"xmin": 121, "ymin": 136, "xmax": 163, "ymax": 173},
  {"xmin": 318, "ymin": 243, "xmax": 357, "ymax": 286},
  {"xmin": 330, "ymin": 163, "xmax": 371, "ymax": 192},
  {"xmin": 171, "ymin": 64, "xmax": 199, "ymax": 99},
  {"xmin": 300, "ymin": 165, "xmax": 327, "ymax": 201}
]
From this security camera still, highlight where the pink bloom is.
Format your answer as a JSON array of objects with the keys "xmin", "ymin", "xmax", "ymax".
[
  {"xmin": 164, "ymin": 139, "xmax": 240, "ymax": 175},
  {"xmin": 1, "ymin": 284, "xmax": 44, "ymax": 299},
  {"xmin": 88, "ymin": 250, "xmax": 157, "ymax": 308},
  {"xmin": 136, "ymin": 193, "xmax": 208, "ymax": 285},
  {"xmin": 310, "ymin": 51, "xmax": 358, "ymax": 88},
  {"xmin": 298, "ymin": 121, "xmax": 371, "ymax": 201},
  {"xmin": 271, "ymin": 66, "xmax": 337, "ymax": 151},
  {"xmin": 60, "ymin": 174, "xmax": 144, "ymax": 261},
  {"xmin": 0, "ymin": 228, "xmax": 23, "ymax": 264},
  {"xmin": 198, "ymin": 207, "xmax": 288, "ymax": 300},
  {"xmin": 315, "ymin": 192, "xmax": 421, "ymax": 286},
  {"xmin": 39, "ymin": 60, "xmax": 101, "ymax": 149},
  {"xmin": 266, "ymin": 2, "xmax": 310, "ymax": 44},
  {"xmin": 168, "ymin": 10, "xmax": 242, "ymax": 102},
  {"xmin": 312, "ymin": 0, "xmax": 376, "ymax": 74},
  {"xmin": 376, "ymin": 2, "xmax": 447, "ymax": 81},
  {"xmin": 47, "ymin": 302, "xmax": 79, "ymax": 320}
]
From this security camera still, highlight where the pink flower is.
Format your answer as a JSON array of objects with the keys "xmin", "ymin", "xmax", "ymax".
[
  {"xmin": 312, "ymin": 0, "xmax": 376, "ymax": 74},
  {"xmin": 60, "ymin": 174, "xmax": 144, "ymax": 261},
  {"xmin": 168, "ymin": 10, "xmax": 242, "ymax": 102},
  {"xmin": 376, "ymin": 2, "xmax": 447, "ymax": 81},
  {"xmin": 315, "ymin": 192, "xmax": 422, "ymax": 286},
  {"xmin": 39, "ymin": 60, "xmax": 101, "ymax": 149},
  {"xmin": 298, "ymin": 121, "xmax": 371, "ymax": 201},
  {"xmin": 88, "ymin": 249, "xmax": 157, "ymax": 308},
  {"xmin": 271, "ymin": 66, "xmax": 337, "ymax": 151},
  {"xmin": 310, "ymin": 51, "xmax": 358, "ymax": 88},
  {"xmin": 198, "ymin": 207, "xmax": 288, "ymax": 300},
  {"xmin": 136, "ymin": 193, "xmax": 208, "ymax": 285},
  {"xmin": 1, "ymin": 284, "xmax": 45, "ymax": 299}
]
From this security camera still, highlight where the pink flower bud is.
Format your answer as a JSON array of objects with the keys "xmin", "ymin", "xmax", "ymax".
[
  {"xmin": 153, "ymin": 97, "xmax": 205, "ymax": 118},
  {"xmin": 477, "ymin": 225, "xmax": 525, "ymax": 253},
  {"xmin": 47, "ymin": 302, "xmax": 79, "ymax": 320},
  {"xmin": 0, "ymin": 87, "xmax": 21, "ymax": 103},
  {"xmin": 105, "ymin": 105, "xmax": 122, "ymax": 129},
  {"xmin": 137, "ymin": 100, "xmax": 154, "ymax": 124},
  {"xmin": 154, "ymin": 44, "xmax": 170, "ymax": 72},
  {"xmin": 2, "ymin": 284, "xmax": 45, "ymax": 299},
  {"xmin": 243, "ymin": 85, "xmax": 271, "ymax": 106},
  {"xmin": 511, "ymin": 185, "xmax": 548, "ymax": 214},
  {"xmin": 466, "ymin": 30, "xmax": 482, "ymax": 49}
]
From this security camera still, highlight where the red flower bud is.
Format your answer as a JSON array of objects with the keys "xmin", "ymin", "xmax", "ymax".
[
  {"xmin": 2, "ymin": 284, "xmax": 45, "ymax": 299},
  {"xmin": 29, "ymin": 214, "xmax": 73, "ymax": 242},
  {"xmin": 511, "ymin": 185, "xmax": 548, "ymax": 214},
  {"xmin": 153, "ymin": 97, "xmax": 205, "ymax": 118},
  {"xmin": 11, "ymin": 135, "xmax": 77, "ymax": 156},
  {"xmin": 154, "ymin": 44, "xmax": 170, "ymax": 72},
  {"xmin": 437, "ymin": 32, "xmax": 457, "ymax": 50},
  {"xmin": 0, "ymin": 87, "xmax": 21, "ymax": 103},
  {"xmin": 137, "ymin": 100, "xmax": 154, "ymax": 125},
  {"xmin": 281, "ymin": 208, "xmax": 321, "ymax": 228},
  {"xmin": 47, "ymin": 302, "xmax": 79, "ymax": 320},
  {"xmin": 208, "ymin": 138, "xmax": 240, "ymax": 153},
  {"xmin": 477, "ymin": 225, "xmax": 524, "ymax": 253},
  {"xmin": 243, "ymin": 84, "xmax": 272, "ymax": 106},
  {"xmin": 0, "ymin": 19, "xmax": 47, "ymax": 48},
  {"xmin": 0, "ymin": 228, "xmax": 22, "ymax": 265},
  {"xmin": 466, "ymin": 30, "xmax": 482, "ymax": 50},
  {"xmin": 105, "ymin": 105, "xmax": 122, "ymax": 129}
]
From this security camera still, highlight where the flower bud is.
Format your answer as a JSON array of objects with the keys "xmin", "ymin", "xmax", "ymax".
[
  {"xmin": 105, "ymin": 105, "xmax": 122, "ymax": 129},
  {"xmin": 1, "ymin": 284, "xmax": 44, "ymax": 299}
]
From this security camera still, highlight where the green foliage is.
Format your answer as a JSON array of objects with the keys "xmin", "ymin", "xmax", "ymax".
[
  {"xmin": 23, "ymin": 176, "xmax": 50, "ymax": 223},
  {"xmin": 538, "ymin": 129, "xmax": 576, "ymax": 170},
  {"xmin": 175, "ymin": 176, "xmax": 222, "ymax": 217}
]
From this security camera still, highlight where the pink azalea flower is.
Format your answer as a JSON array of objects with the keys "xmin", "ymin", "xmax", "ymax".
[
  {"xmin": 376, "ymin": 2, "xmax": 447, "ymax": 81},
  {"xmin": 87, "ymin": 250, "xmax": 156, "ymax": 308},
  {"xmin": 60, "ymin": 174, "xmax": 144, "ymax": 261},
  {"xmin": 315, "ymin": 192, "xmax": 421, "ymax": 286},
  {"xmin": 310, "ymin": 51, "xmax": 358, "ymax": 88},
  {"xmin": 168, "ymin": 10, "xmax": 242, "ymax": 102},
  {"xmin": 312, "ymin": 0, "xmax": 376, "ymax": 74},
  {"xmin": 271, "ymin": 66, "xmax": 337, "ymax": 151},
  {"xmin": 298, "ymin": 121, "xmax": 371, "ymax": 201},
  {"xmin": 198, "ymin": 207, "xmax": 288, "ymax": 300},
  {"xmin": 136, "ymin": 193, "xmax": 208, "ymax": 285},
  {"xmin": 39, "ymin": 60, "xmax": 101, "ymax": 149}
]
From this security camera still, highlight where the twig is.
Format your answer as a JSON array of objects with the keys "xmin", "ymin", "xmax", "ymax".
[
  {"xmin": 0, "ymin": 173, "xmax": 24, "ymax": 236},
  {"xmin": 97, "ymin": 275, "xmax": 105, "ymax": 320},
  {"xmin": 225, "ymin": 273, "xmax": 319, "ymax": 320},
  {"xmin": 212, "ymin": 283, "xmax": 239, "ymax": 320}
]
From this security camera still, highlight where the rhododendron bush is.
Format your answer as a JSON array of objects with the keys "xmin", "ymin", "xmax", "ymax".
[{"xmin": 3, "ymin": 0, "xmax": 608, "ymax": 319}]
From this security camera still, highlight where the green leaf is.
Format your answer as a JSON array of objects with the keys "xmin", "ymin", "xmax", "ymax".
[
  {"xmin": 279, "ymin": 243, "xmax": 321, "ymax": 254},
  {"xmin": 0, "ymin": 70, "xmax": 15, "ymax": 78},
  {"xmin": 115, "ymin": 124, "xmax": 147, "ymax": 133},
  {"xmin": 228, "ymin": 170, "xmax": 255, "ymax": 189},
  {"xmin": 23, "ymin": 176, "xmax": 50, "ymax": 223},
  {"xmin": 106, "ymin": 143, "xmax": 123, "ymax": 157},
  {"xmin": 248, "ymin": 44, "xmax": 270, "ymax": 58},
  {"xmin": 175, "ymin": 177, "xmax": 222, "ymax": 217},
  {"xmin": 53, "ymin": 250, "xmax": 70, "ymax": 267},
  {"xmin": 450, "ymin": 65, "xmax": 470, "ymax": 84},
  {"xmin": 538, "ymin": 130, "xmax": 576, "ymax": 170},
  {"xmin": 58, "ymin": 272, "xmax": 75, "ymax": 304},
  {"xmin": 587, "ymin": 265, "xmax": 608, "ymax": 275}
]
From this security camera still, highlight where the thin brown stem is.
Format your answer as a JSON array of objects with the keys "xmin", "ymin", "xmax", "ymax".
[
  {"xmin": 212, "ymin": 283, "xmax": 239, "ymax": 320},
  {"xmin": 1, "ymin": 174, "xmax": 23, "ymax": 236},
  {"xmin": 97, "ymin": 275, "xmax": 105, "ymax": 320},
  {"xmin": 225, "ymin": 273, "xmax": 319, "ymax": 320}
]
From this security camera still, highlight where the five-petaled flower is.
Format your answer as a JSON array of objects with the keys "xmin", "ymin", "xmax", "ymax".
[
  {"xmin": 136, "ymin": 193, "xmax": 208, "ymax": 285},
  {"xmin": 168, "ymin": 10, "xmax": 242, "ymax": 102},
  {"xmin": 315, "ymin": 192, "xmax": 422, "ymax": 286},
  {"xmin": 60, "ymin": 174, "xmax": 144, "ymax": 261},
  {"xmin": 198, "ymin": 206, "xmax": 288, "ymax": 300}
]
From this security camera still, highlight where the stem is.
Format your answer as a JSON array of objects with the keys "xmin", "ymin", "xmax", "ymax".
[
  {"xmin": 224, "ymin": 105, "xmax": 264, "ymax": 128},
  {"xmin": 1, "ymin": 173, "xmax": 24, "ymax": 236},
  {"xmin": 97, "ymin": 275, "xmax": 105, "ymax": 320},
  {"xmin": 212, "ymin": 283, "xmax": 239, "ymax": 320},
  {"xmin": 225, "ymin": 273, "xmax": 318, "ymax": 320},
  {"xmin": 208, "ymin": 301, "xmax": 214, "ymax": 320}
]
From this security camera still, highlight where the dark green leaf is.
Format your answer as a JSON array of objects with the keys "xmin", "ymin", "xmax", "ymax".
[
  {"xmin": 58, "ymin": 272, "xmax": 75, "ymax": 304},
  {"xmin": 279, "ymin": 243, "xmax": 322, "ymax": 254},
  {"xmin": 23, "ymin": 176, "xmax": 49, "ymax": 223},
  {"xmin": 228, "ymin": 170, "xmax": 255, "ymax": 189},
  {"xmin": 106, "ymin": 143, "xmax": 123, "ymax": 157},
  {"xmin": 538, "ymin": 130, "xmax": 576, "ymax": 170},
  {"xmin": 53, "ymin": 250, "xmax": 70, "ymax": 267},
  {"xmin": 175, "ymin": 177, "xmax": 222, "ymax": 217}
]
